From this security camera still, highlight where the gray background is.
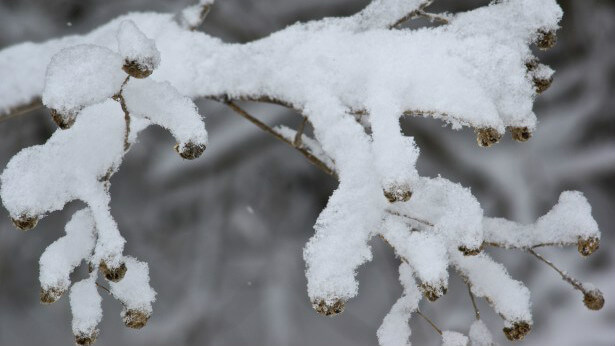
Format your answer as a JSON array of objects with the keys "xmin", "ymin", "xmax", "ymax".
[{"xmin": 0, "ymin": 1, "xmax": 613, "ymax": 345}]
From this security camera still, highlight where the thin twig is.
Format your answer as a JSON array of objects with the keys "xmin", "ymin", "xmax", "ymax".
[
  {"xmin": 526, "ymin": 248, "xmax": 586, "ymax": 293},
  {"xmin": 95, "ymin": 281, "xmax": 111, "ymax": 294},
  {"xmin": 467, "ymin": 283, "xmax": 480, "ymax": 320},
  {"xmin": 0, "ymin": 99, "xmax": 43, "ymax": 122},
  {"xmin": 416, "ymin": 309, "xmax": 442, "ymax": 335},
  {"xmin": 294, "ymin": 116, "xmax": 308, "ymax": 147},
  {"xmin": 222, "ymin": 100, "xmax": 336, "ymax": 177}
]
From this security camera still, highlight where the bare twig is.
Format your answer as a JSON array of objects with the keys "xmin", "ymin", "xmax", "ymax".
[
  {"xmin": 222, "ymin": 100, "xmax": 336, "ymax": 177},
  {"xmin": 95, "ymin": 281, "xmax": 111, "ymax": 294},
  {"xmin": 416, "ymin": 309, "xmax": 443, "ymax": 335},
  {"xmin": 526, "ymin": 248, "xmax": 586, "ymax": 293},
  {"xmin": 467, "ymin": 283, "xmax": 480, "ymax": 320},
  {"xmin": 0, "ymin": 99, "xmax": 43, "ymax": 122},
  {"xmin": 294, "ymin": 116, "xmax": 308, "ymax": 147}
]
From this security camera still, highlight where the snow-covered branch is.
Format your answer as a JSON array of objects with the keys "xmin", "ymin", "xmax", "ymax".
[{"xmin": 0, "ymin": 0, "xmax": 605, "ymax": 345}]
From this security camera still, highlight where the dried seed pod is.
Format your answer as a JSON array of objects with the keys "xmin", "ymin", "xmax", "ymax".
[
  {"xmin": 458, "ymin": 245, "xmax": 482, "ymax": 256},
  {"xmin": 74, "ymin": 331, "xmax": 98, "ymax": 346},
  {"xmin": 40, "ymin": 286, "xmax": 66, "ymax": 304},
  {"xmin": 421, "ymin": 282, "xmax": 448, "ymax": 302},
  {"xmin": 536, "ymin": 29, "xmax": 557, "ymax": 50},
  {"xmin": 503, "ymin": 321, "xmax": 531, "ymax": 341},
  {"xmin": 122, "ymin": 308, "xmax": 151, "ymax": 329},
  {"xmin": 50, "ymin": 108, "xmax": 77, "ymax": 130},
  {"xmin": 383, "ymin": 184, "xmax": 412, "ymax": 203},
  {"xmin": 11, "ymin": 214, "xmax": 39, "ymax": 231},
  {"xmin": 476, "ymin": 128, "xmax": 501, "ymax": 147},
  {"xmin": 583, "ymin": 289, "xmax": 604, "ymax": 311},
  {"xmin": 122, "ymin": 59, "xmax": 154, "ymax": 79},
  {"xmin": 174, "ymin": 141, "xmax": 206, "ymax": 160},
  {"xmin": 509, "ymin": 127, "xmax": 532, "ymax": 142},
  {"xmin": 312, "ymin": 299, "xmax": 345, "ymax": 317},
  {"xmin": 533, "ymin": 75, "xmax": 553, "ymax": 94},
  {"xmin": 577, "ymin": 237, "xmax": 599, "ymax": 257},
  {"xmin": 99, "ymin": 261, "xmax": 127, "ymax": 282},
  {"xmin": 525, "ymin": 58, "xmax": 539, "ymax": 72}
]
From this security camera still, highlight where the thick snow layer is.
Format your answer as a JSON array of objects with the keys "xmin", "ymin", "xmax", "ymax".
[
  {"xmin": 442, "ymin": 331, "xmax": 469, "ymax": 346},
  {"xmin": 39, "ymin": 209, "xmax": 96, "ymax": 293},
  {"xmin": 42, "ymin": 44, "xmax": 125, "ymax": 117},
  {"xmin": 117, "ymin": 20, "xmax": 160, "ymax": 72},
  {"xmin": 452, "ymin": 252, "xmax": 532, "ymax": 325},
  {"xmin": 122, "ymin": 78, "xmax": 207, "ymax": 149},
  {"xmin": 483, "ymin": 191, "xmax": 599, "ymax": 248},
  {"xmin": 1, "ymin": 100, "xmax": 127, "ymax": 266},
  {"xmin": 468, "ymin": 320, "xmax": 495, "ymax": 346},
  {"xmin": 69, "ymin": 276, "xmax": 102, "ymax": 337},
  {"xmin": 377, "ymin": 263, "xmax": 421, "ymax": 346},
  {"xmin": 109, "ymin": 257, "xmax": 157, "ymax": 313}
]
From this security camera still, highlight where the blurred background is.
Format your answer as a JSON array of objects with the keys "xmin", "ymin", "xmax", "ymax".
[{"xmin": 0, "ymin": 0, "xmax": 613, "ymax": 345}]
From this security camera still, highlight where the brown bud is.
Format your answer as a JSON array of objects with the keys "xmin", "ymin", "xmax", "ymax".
[
  {"xmin": 577, "ymin": 237, "xmax": 599, "ymax": 257},
  {"xmin": 122, "ymin": 308, "xmax": 151, "ymax": 329},
  {"xmin": 503, "ymin": 321, "xmax": 531, "ymax": 341},
  {"xmin": 312, "ymin": 299, "xmax": 345, "ymax": 317},
  {"xmin": 122, "ymin": 60, "xmax": 154, "ymax": 79},
  {"xmin": 11, "ymin": 214, "xmax": 39, "ymax": 231},
  {"xmin": 458, "ymin": 245, "xmax": 483, "ymax": 256},
  {"xmin": 40, "ymin": 286, "xmax": 65, "ymax": 304},
  {"xmin": 99, "ymin": 261, "xmax": 127, "ymax": 282},
  {"xmin": 421, "ymin": 282, "xmax": 448, "ymax": 302},
  {"xmin": 75, "ymin": 331, "xmax": 98, "ymax": 346},
  {"xmin": 174, "ymin": 142, "xmax": 206, "ymax": 160},
  {"xmin": 50, "ymin": 109, "xmax": 76, "ymax": 129},
  {"xmin": 525, "ymin": 58, "xmax": 539, "ymax": 72},
  {"xmin": 476, "ymin": 128, "xmax": 501, "ymax": 147},
  {"xmin": 383, "ymin": 185, "xmax": 412, "ymax": 203},
  {"xmin": 536, "ymin": 29, "xmax": 557, "ymax": 50},
  {"xmin": 509, "ymin": 127, "xmax": 532, "ymax": 142},
  {"xmin": 583, "ymin": 289, "xmax": 605, "ymax": 311},
  {"xmin": 533, "ymin": 75, "xmax": 553, "ymax": 94}
]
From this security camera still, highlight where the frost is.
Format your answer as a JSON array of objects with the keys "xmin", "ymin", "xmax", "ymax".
[
  {"xmin": 469, "ymin": 320, "xmax": 495, "ymax": 346},
  {"xmin": 42, "ymin": 45, "xmax": 125, "ymax": 125},
  {"xmin": 442, "ymin": 331, "xmax": 469, "ymax": 346}
]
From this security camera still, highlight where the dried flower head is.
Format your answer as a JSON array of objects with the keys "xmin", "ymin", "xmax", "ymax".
[
  {"xmin": 583, "ymin": 289, "xmax": 604, "ymax": 311},
  {"xmin": 476, "ymin": 128, "xmax": 501, "ymax": 147},
  {"xmin": 536, "ymin": 29, "xmax": 557, "ymax": 50},
  {"xmin": 577, "ymin": 236, "xmax": 600, "ymax": 257},
  {"xmin": 74, "ymin": 331, "xmax": 98, "ymax": 346},
  {"xmin": 50, "ymin": 108, "xmax": 77, "ymax": 130},
  {"xmin": 174, "ymin": 142, "xmax": 206, "ymax": 160},
  {"xmin": 421, "ymin": 282, "xmax": 448, "ymax": 302},
  {"xmin": 11, "ymin": 214, "xmax": 39, "ymax": 231},
  {"xmin": 122, "ymin": 308, "xmax": 151, "ymax": 329},
  {"xmin": 40, "ymin": 286, "xmax": 65, "ymax": 304},
  {"xmin": 458, "ymin": 245, "xmax": 482, "ymax": 256},
  {"xmin": 383, "ymin": 184, "xmax": 412, "ymax": 203},
  {"xmin": 533, "ymin": 75, "xmax": 553, "ymax": 94},
  {"xmin": 99, "ymin": 261, "xmax": 127, "ymax": 282},
  {"xmin": 122, "ymin": 59, "xmax": 155, "ymax": 79},
  {"xmin": 509, "ymin": 126, "xmax": 532, "ymax": 142},
  {"xmin": 312, "ymin": 299, "xmax": 345, "ymax": 316},
  {"xmin": 503, "ymin": 321, "xmax": 531, "ymax": 341}
]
